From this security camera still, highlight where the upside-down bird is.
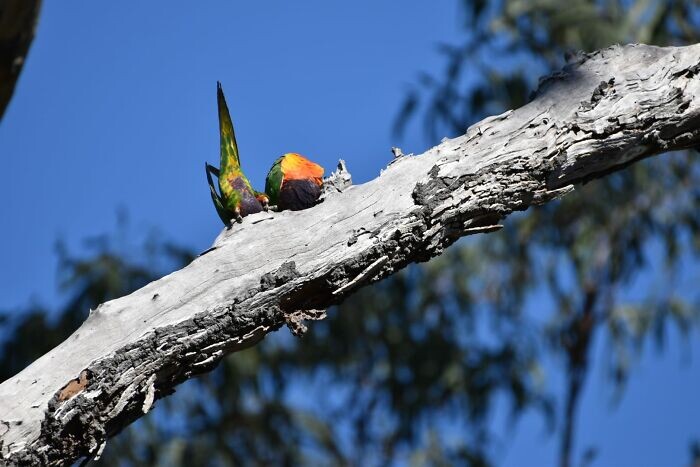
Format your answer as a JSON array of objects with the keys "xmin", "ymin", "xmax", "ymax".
[
  {"xmin": 265, "ymin": 153, "xmax": 324, "ymax": 211},
  {"xmin": 205, "ymin": 82, "xmax": 268, "ymax": 225}
]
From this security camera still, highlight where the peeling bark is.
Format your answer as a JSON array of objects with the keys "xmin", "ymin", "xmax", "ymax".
[{"xmin": 1, "ymin": 43, "xmax": 700, "ymax": 465}]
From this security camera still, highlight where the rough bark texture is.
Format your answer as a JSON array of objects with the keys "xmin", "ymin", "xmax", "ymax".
[
  {"xmin": 0, "ymin": 0, "xmax": 41, "ymax": 123},
  {"xmin": 1, "ymin": 43, "xmax": 700, "ymax": 465}
]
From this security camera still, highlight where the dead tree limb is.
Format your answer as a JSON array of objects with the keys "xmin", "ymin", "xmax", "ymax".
[{"xmin": 1, "ymin": 43, "xmax": 699, "ymax": 465}]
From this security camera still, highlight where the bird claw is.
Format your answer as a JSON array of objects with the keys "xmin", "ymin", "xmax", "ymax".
[
  {"xmin": 226, "ymin": 215, "xmax": 242, "ymax": 229},
  {"xmin": 226, "ymin": 208, "xmax": 243, "ymax": 228}
]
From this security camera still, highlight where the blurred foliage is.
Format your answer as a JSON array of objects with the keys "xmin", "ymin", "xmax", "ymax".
[
  {"xmin": 399, "ymin": 0, "xmax": 700, "ymax": 142},
  {"xmin": 2, "ymin": 1, "xmax": 700, "ymax": 466},
  {"xmin": 691, "ymin": 439, "xmax": 700, "ymax": 467},
  {"xmin": 0, "ymin": 219, "xmax": 195, "ymax": 383},
  {"xmin": 394, "ymin": 0, "xmax": 700, "ymax": 465}
]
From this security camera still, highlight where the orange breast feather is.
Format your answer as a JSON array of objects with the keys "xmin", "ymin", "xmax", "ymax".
[{"xmin": 281, "ymin": 153, "xmax": 324, "ymax": 186}]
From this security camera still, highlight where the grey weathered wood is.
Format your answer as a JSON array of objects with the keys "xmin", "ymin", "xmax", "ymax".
[{"xmin": 2, "ymin": 43, "xmax": 700, "ymax": 465}]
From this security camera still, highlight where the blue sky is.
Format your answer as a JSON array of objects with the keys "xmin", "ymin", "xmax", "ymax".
[
  {"xmin": 0, "ymin": 2, "xmax": 697, "ymax": 466},
  {"xmin": 0, "ymin": 1, "xmax": 455, "ymax": 308}
]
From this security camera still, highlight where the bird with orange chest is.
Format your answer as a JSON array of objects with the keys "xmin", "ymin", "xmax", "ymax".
[
  {"xmin": 205, "ymin": 82, "xmax": 325, "ymax": 225},
  {"xmin": 265, "ymin": 153, "xmax": 324, "ymax": 211}
]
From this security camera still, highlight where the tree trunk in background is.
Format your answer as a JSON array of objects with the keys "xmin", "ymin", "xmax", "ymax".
[
  {"xmin": 1, "ymin": 43, "xmax": 699, "ymax": 465},
  {"xmin": 0, "ymin": 0, "xmax": 41, "ymax": 123}
]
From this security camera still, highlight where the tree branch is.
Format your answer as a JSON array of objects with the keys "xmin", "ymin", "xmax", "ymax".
[
  {"xmin": 1, "ymin": 43, "xmax": 699, "ymax": 465},
  {"xmin": 0, "ymin": 0, "xmax": 42, "ymax": 123}
]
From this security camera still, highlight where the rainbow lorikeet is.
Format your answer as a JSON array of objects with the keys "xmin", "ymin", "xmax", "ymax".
[
  {"xmin": 265, "ymin": 153, "xmax": 324, "ymax": 211},
  {"xmin": 205, "ymin": 82, "xmax": 269, "ymax": 225}
]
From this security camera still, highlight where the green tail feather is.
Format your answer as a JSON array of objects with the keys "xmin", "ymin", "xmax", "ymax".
[
  {"xmin": 217, "ymin": 82, "xmax": 241, "ymax": 173},
  {"xmin": 205, "ymin": 162, "xmax": 231, "ymax": 225}
]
